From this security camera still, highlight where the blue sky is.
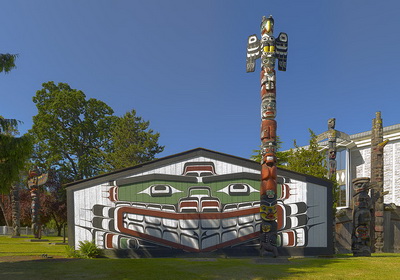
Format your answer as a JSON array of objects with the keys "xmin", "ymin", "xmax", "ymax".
[{"xmin": 1, "ymin": 1, "xmax": 400, "ymax": 159}]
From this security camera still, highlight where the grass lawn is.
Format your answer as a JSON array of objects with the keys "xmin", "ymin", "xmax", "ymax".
[{"xmin": 1, "ymin": 236, "xmax": 400, "ymax": 279}]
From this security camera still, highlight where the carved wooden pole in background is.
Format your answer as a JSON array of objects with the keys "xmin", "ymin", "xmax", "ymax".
[
  {"xmin": 28, "ymin": 169, "xmax": 48, "ymax": 239},
  {"xmin": 370, "ymin": 112, "xmax": 388, "ymax": 252},
  {"xmin": 246, "ymin": 15, "xmax": 288, "ymax": 257},
  {"xmin": 327, "ymin": 118, "xmax": 337, "ymax": 179},
  {"xmin": 351, "ymin": 177, "xmax": 373, "ymax": 256},
  {"xmin": 11, "ymin": 184, "xmax": 20, "ymax": 236}
]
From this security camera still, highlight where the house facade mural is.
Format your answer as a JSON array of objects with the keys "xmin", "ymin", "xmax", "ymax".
[{"xmin": 66, "ymin": 148, "xmax": 333, "ymax": 256}]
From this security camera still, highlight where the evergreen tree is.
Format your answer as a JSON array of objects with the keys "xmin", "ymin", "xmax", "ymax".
[
  {"xmin": 285, "ymin": 129, "xmax": 327, "ymax": 178},
  {"xmin": 0, "ymin": 53, "xmax": 17, "ymax": 73},
  {"xmin": 106, "ymin": 110, "xmax": 164, "ymax": 170}
]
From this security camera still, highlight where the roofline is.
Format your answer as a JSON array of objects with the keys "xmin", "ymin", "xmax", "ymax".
[
  {"xmin": 65, "ymin": 147, "xmax": 332, "ymax": 190},
  {"xmin": 64, "ymin": 147, "xmax": 259, "ymax": 188}
]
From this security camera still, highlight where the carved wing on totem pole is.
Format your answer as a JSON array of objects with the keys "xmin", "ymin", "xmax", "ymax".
[
  {"xmin": 275, "ymin": 33, "xmax": 288, "ymax": 71},
  {"xmin": 246, "ymin": 34, "xmax": 261, "ymax": 73}
]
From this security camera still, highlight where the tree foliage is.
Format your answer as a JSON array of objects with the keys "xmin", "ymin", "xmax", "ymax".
[
  {"xmin": 284, "ymin": 129, "xmax": 327, "ymax": 179},
  {"xmin": 251, "ymin": 130, "xmax": 327, "ymax": 179},
  {"xmin": 30, "ymin": 82, "xmax": 115, "ymax": 181},
  {"xmin": 0, "ymin": 117, "xmax": 32, "ymax": 194},
  {"xmin": 0, "ymin": 53, "xmax": 17, "ymax": 73},
  {"xmin": 30, "ymin": 82, "xmax": 164, "ymax": 181},
  {"xmin": 106, "ymin": 109, "xmax": 164, "ymax": 170}
]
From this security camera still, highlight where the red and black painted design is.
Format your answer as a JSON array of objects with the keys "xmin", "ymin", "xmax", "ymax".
[{"xmin": 246, "ymin": 15, "xmax": 288, "ymax": 257}]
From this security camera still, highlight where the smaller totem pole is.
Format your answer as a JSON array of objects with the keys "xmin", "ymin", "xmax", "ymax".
[
  {"xmin": 246, "ymin": 15, "xmax": 288, "ymax": 257},
  {"xmin": 317, "ymin": 119, "xmax": 350, "ymax": 252},
  {"xmin": 351, "ymin": 177, "xmax": 373, "ymax": 257},
  {"xmin": 11, "ymin": 184, "xmax": 20, "ymax": 236},
  {"xmin": 327, "ymin": 118, "xmax": 337, "ymax": 179},
  {"xmin": 28, "ymin": 168, "xmax": 48, "ymax": 239},
  {"xmin": 370, "ymin": 111, "xmax": 388, "ymax": 252}
]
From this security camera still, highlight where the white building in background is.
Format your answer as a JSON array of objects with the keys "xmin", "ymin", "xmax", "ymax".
[{"xmin": 319, "ymin": 123, "xmax": 400, "ymax": 208}]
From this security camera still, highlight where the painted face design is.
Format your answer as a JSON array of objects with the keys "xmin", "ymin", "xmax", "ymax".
[
  {"xmin": 261, "ymin": 96, "xmax": 276, "ymax": 119},
  {"xmin": 262, "ymin": 224, "xmax": 271, "ymax": 232},
  {"xmin": 260, "ymin": 204, "xmax": 277, "ymax": 221}
]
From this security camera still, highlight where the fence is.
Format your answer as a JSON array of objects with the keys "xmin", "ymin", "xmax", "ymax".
[{"xmin": 0, "ymin": 226, "xmax": 58, "ymax": 236}]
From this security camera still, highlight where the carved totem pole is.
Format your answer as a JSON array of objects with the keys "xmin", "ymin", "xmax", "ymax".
[
  {"xmin": 28, "ymin": 168, "xmax": 48, "ymax": 239},
  {"xmin": 11, "ymin": 184, "xmax": 20, "ymax": 236},
  {"xmin": 351, "ymin": 177, "xmax": 373, "ymax": 256},
  {"xmin": 246, "ymin": 15, "xmax": 288, "ymax": 257},
  {"xmin": 316, "ymin": 119, "xmax": 350, "ymax": 252},
  {"xmin": 370, "ymin": 112, "xmax": 388, "ymax": 252},
  {"xmin": 327, "ymin": 118, "xmax": 337, "ymax": 179}
]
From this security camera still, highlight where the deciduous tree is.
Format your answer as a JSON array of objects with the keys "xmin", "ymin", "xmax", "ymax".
[{"xmin": 30, "ymin": 82, "xmax": 115, "ymax": 181}]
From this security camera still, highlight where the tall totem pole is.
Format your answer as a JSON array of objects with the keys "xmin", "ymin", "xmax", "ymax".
[
  {"xmin": 370, "ymin": 112, "xmax": 388, "ymax": 252},
  {"xmin": 28, "ymin": 168, "xmax": 48, "ymax": 239},
  {"xmin": 246, "ymin": 15, "xmax": 288, "ymax": 257}
]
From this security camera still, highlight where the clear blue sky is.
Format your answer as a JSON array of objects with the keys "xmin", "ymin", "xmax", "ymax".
[{"xmin": 1, "ymin": 0, "xmax": 400, "ymax": 159}]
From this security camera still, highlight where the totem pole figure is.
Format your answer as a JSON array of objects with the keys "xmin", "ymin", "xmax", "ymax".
[
  {"xmin": 351, "ymin": 177, "xmax": 373, "ymax": 257},
  {"xmin": 11, "ymin": 184, "xmax": 20, "ymax": 236},
  {"xmin": 316, "ymin": 119, "xmax": 350, "ymax": 252},
  {"xmin": 327, "ymin": 118, "xmax": 337, "ymax": 179},
  {"xmin": 246, "ymin": 15, "xmax": 288, "ymax": 257},
  {"xmin": 370, "ymin": 112, "xmax": 388, "ymax": 252},
  {"xmin": 28, "ymin": 168, "xmax": 48, "ymax": 239}
]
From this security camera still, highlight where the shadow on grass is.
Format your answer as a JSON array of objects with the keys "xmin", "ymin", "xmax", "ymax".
[{"xmin": 0, "ymin": 256, "xmax": 346, "ymax": 280}]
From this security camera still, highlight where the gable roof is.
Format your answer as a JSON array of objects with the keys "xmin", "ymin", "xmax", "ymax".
[
  {"xmin": 65, "ymin": 147, "xmax": 332, "ymax": 191},
  {"xmin": 65, "ymin": 147, "xmax": 259, "ymax": 189}
]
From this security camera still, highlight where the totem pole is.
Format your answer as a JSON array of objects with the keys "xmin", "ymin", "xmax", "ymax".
[
  {"xmin": 11, "ymin": 184, "xmax": 20, "ymax": 236},
  {"xmin": 28, "ymin": 168, "xmax": 48, "ymax": 239},
  {"xmin": 327, "ymin": 118, "xmax": 337, "ymax": 179},
  {"xmin": 316, "ymin": 119, "xmax": 350, "ymax": 252},
  {"xmin": 246, "ymin": 15, "xmax": 288, "ymax": 257},
  {"xmin": 370, "ymin": 112, "xmax": 388, "ymax": 252},
  {"xmin": 351, "ymin": 177, "xmax": 373, "ymax": 256}
]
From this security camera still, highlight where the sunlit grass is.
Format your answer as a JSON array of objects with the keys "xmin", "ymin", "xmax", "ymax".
[
  {"xmin": 1, "ymin": 236, "xmax": 400, "ymax": 279},
  {"xmin": 0, "ymin": 235, "xmax": 67, "ymax": 257}
]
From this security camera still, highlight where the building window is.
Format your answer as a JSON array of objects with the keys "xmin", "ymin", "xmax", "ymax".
[{"xmin": 337, "ymin": 184, "xmax": 347, "ymax": 207}]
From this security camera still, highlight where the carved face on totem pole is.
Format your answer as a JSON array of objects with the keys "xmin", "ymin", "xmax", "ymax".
[
  {"xmin": 261, "ymin": 95, "xmax": 276, "ymax": 119},
  {"xmin": 328, "ymin": 148, "xmax": 336, "ymax": 160},
  {"xmin": 260, "ymin": 204, "xmax": 277, "ymax": 221},
  {"xmin": 328, "ymin": 118, "xmax": 336, "ymax": 130}
]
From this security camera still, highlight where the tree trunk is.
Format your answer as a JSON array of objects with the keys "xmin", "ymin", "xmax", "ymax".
[
  {"xmin": 0, "ymin": 195, "xmax": 10, "ymax": 227},
  {"xmin": 11, "ymin": 184, "xmax": 20, "ymax": 236}
]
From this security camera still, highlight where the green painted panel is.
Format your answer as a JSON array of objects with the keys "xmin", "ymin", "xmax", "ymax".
[{"xmin": 117, "ymin": 178, "xmax": 265, "ymax": 204}]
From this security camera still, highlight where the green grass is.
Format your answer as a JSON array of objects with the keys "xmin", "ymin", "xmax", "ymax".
[
  {"xmin": 0, "ymin": 235, "xmax": 68, "ymax": 257},
  {"xmin": 1, "ymin": 236, "xmax": 400, "ymax": 279}
]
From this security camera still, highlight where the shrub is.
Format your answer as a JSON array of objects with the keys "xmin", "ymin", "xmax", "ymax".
[
  {"xmin": 65, "ymin": 245, "xmax": 80, "ymax": 258},
  {"xmin": 78, "ymin": 240, "xmax": 103, "ymax": 258}
]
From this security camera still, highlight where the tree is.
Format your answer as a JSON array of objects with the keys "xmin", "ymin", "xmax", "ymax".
[
  {"xmin": 30, "ymin": 82, "xmax": 165, "ymax": 180},
  {"xmin": 284, "ymin": 129, "xmax": 327, "ymax": 178},
  {"xmin": 0, "ymin": 53, "xmax": 17, "ymax": 73},
  {"xmin": 30, "ymin": 82, "xmax": 115, "ymax": 181},
  {"xmin": 251, "ymin": 130, "xmax": 327, "ymax": 178},
  {"xmin": 0, "ymin": 117, "xmax": 32, "ymax": 233},
  {"xmin": 42, "ymin": 170, "xmax": 67, "ymax": 236},
  {"xmin": 106, "ymin": 109, "xmax": 164, "ymax": 170}
]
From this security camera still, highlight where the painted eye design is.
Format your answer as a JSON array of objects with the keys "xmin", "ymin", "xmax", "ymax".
[
  {"xmin": 138, "ymin": 184, "xmax": 182, "ymax": 197},
  {"xmin": 217, "ymin": 183, "xmax": 258, "ymax": 196}
]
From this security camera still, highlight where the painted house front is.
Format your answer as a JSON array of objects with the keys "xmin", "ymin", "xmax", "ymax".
[{"xmin": 66, "ymin": 148, "xmax": 333, "ymax": 257}]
